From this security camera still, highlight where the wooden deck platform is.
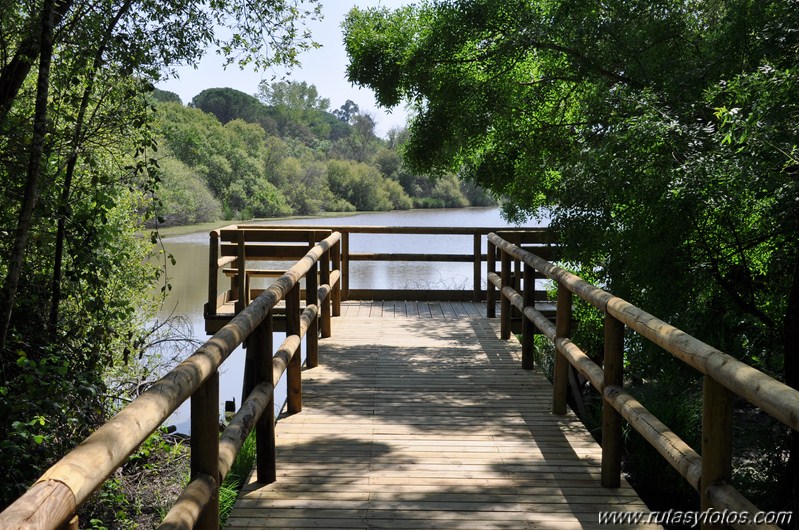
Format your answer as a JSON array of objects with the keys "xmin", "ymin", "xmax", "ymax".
[
  {"xmin": 225, "ymin": 302, "xmax": 654, "ymax": 529},
  {"xmin": 336, "ymin": 300, "xmax": 492, "ymax": 319}
]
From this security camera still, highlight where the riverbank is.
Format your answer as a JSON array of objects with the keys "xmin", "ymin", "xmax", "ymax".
[
  {"xmin": 153, "ymin": 210, "xmax": 377, "ymax": 239},
  {"xmin": 151, "ymin": 206, "xmax": 546, "ymax": 239}
]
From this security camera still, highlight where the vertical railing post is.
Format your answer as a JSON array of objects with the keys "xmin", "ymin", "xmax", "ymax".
[
  {"xmin": 522, "ymin": 263, "xmax": 535, "ymax": 370},
  {"xmin": 235, "ymin": 230, "xmax": 246, "ymax": 314},
  {"xmin": 253, "ymin": 311, "xmax": 276, "ymax": 484},
  {"xmin": 320, "ymin": 248, "xmax": 331, "ymax": 338},
  {"xmin": 191, "ymin": 371, "xmax": 219, "ymax": 530},
  {"xmin": 500, "ymin": 248, "xmax": 512, "ymax": 340},
  {"xmin": 241, "ymin": 346, "xmax": 254, "ymax": 406},
  {"xmin": 487, "ymin": 239, "xmax": 496, "ymax": 318},
  {"xmin": 552, "ymin": 281, "xmax": 571, "ymax": 415},
  {"xmin": 228, "ymin": 271, "xmax": 237, "ymax": 304},
  {"xmin": 601, "ymin": 313, "xmax": 625, "ymax": 487},
  {"xmin": 331, "ymin": 236, "xmax": 341, "ymax": 316},
  {"xmin": 306, "ymin": 233, "xmax": 319, "ymax": 368},
  {"xmin": 245, "ymin": 273, "xmax": 251, "ymax": 312},
  {"xmin": 208, "ymin": 230, "xmax": 218, "ymax": 317},
  {"xmin": 342, "ymin": 230, "xmax": 350, "ymax": 301},
  {"xmin": 701, "ymin": 375, "xmax": 733, "ymax": 527},
  {"xmin": 286, "ymin": 283, "xmax": 302, "ymax": 414},
  {"xmin": 473, "ymin": 232, "xmax": 481, "ymax": 302}
]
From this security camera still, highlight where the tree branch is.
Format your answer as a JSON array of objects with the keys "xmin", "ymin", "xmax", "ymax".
[
  {"xmin": 0, "ymin": 0, "xmax": 74, "ymax": 125},
  {"xmin": 528, "ymin": 40, "xmax": 645, "ymax": 90}
]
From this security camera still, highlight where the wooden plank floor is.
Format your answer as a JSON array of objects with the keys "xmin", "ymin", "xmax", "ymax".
[
  {"xmin": 226, "ymin": 302, "xmax": 655, "ymax": 529},
  {"xmin": 336, "ymin": 300, "xmax": 489, "ymax": 319}
]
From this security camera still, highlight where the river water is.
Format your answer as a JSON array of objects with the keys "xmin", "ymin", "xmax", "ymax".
[{"xmin": 158, "ymin": 207, "xmax": 543, "ymax": 431}]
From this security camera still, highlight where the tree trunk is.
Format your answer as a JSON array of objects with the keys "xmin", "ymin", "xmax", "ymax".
[
  {"xmin": 0, "ymin": 0, "xmax": 56, "ymax": 350},
  {"xmin": 48, "ymin": 0, "xmax": 133, "ymax": 335},
  {"xmin": 0, "ymin": 0, "xmax": 72, "ymax": 126},
  {"xmin": 49, "ymin": 157, "xmax": 75, "ymax": 336}
]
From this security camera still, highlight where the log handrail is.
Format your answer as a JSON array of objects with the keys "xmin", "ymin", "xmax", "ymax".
[
  {"xmin": 208, "ymin": 225, "xmax": 553, "ymax": 303},
  {"xmin": 206, "ymin": 227, "xmax": 342, "ymax": 332},
  {"xmin": 0, "ymin": 232, "xmax": 342, "ymax": 530},
  {"xmin": 487, "ymin": 232, "xmax": 796, "ymax": 530}
]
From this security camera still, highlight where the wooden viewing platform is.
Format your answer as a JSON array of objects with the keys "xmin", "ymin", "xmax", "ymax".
[
  {"xmin": 3, "ymin": 227, "xmax": 795, "ymax": 530},
  {"xmin": 225, "ymin": 302, "xmax": 652, "ymax": 529}
]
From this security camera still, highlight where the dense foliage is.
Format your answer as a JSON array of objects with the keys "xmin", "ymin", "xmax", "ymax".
[
  {"xmin": 344, "ymin": 0, "xmax": 799, "ymax": 514},
  {"xmin": 0, "ymin": 0, "xmax": 492, "ymax": 520},
  {"xmin": 151, "ymin": 84, "xmax": 492, "ymax": 224},
  {"xmin": 0, "ymin": 0, "xmax": 320, "ymax": 519}
]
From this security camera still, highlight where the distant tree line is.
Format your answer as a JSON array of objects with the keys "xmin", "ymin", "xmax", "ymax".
[{"xmin": 150, "ymin": 82, "xmax": 494, "ymax": 226}]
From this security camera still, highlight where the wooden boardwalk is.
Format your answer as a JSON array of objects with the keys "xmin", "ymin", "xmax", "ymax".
[{"xmin": 226, "ymin": 302, "xmax": 654, "ymax": 529}]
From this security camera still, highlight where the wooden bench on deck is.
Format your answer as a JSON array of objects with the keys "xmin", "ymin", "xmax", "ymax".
[{"xmin": 204, "ymin": 226, "xmax": 341, "ymax": 334}]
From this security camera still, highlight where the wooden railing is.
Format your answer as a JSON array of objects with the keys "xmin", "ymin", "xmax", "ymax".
[
  {"xmin": 0, "ymin": 231, "xmax": 342, "ymax": 530},
  {"xmin": 205, "ymin": 226, "xmax": 342, "ymax": 334},
  {"xmin": 488, "ymin": 232, "xmax": 799, "ymax": 530},
  {"xmin": 221, "ymin": 225, "xmax": 554, "ymax": 303}
]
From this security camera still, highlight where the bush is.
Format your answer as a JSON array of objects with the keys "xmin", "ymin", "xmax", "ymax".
[
  {"xmin": 327, "ymin": 159, "xmax": 413, "ymax": 211},
  {"xmin": 250, "ymin": 178, "xmax": 292, "ymax": 218},
  {"xmin": 155, "ymin": 158, "xmax": 222, "ymax": 226}
]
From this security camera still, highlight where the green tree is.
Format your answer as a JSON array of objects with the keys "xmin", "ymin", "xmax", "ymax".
[
  {"xmin": 158, "ymin": 78, "xmax": 493, "ymax": 226},
  {"xmin": 155, "ymin": 102, "xmax": 294, "ymax": 220},
  {"xmin": 256, "ymin": 80, "xmax": 355, "ymax": 142},
  {"xmin": 277, "ymin": 156, "xmax": 330, "ymax": 214},
  {"xmin": 258, "ymin": 80, "xmax": 330, "ymax": 113},
  {"xmin": 151, "ymin": 89, "xmax": 182, "ymax": 105},
  {"xmin": 0, "ymin": 0, "xmax": 321, "ymax": 511},
  {"xmin": 327, "ymin": 159, "xmax": 412, "ymax": 211},
  {"xmin": 344, "ymin": 0, "xmax": 799, "ymax": 511},
  {"xmin": 156, "ymin": 157, "xmax": 222, "ymax": 225},
  {"xmin": 375, "ymin": 147, "xmax": 402, "ymax": 178},
  {"xmin": 333, "ymin": 99, "xmax": 360, "ymax": 123},
  {"xmin": 332, "ymin": 112, "xmax": 380, "ymax": 162},
  {"xmin": 191, "ymin": 87, "xmax": 279, "ymax": 135},
  {"xmin": 1, "ymin": 0, "xmax": 321, "ymax": 348}
]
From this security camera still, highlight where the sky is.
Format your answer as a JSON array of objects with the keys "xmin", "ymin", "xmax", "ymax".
[{"xmin": 157, "ymin": 1, "xmax": 411, "ymax": 138}]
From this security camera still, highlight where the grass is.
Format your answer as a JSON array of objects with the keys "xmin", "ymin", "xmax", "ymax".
[{"xmin": 218, "ymin": 431, "xmax": 257, "ymax": 526}]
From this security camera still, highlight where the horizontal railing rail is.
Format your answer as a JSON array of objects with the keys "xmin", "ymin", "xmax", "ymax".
[
  {"xmin": 487, "ymin": 232, "xmax": 798, "ymax": 530},
  {"xmin": 232, "ymin": 224, "xmax": 555, "ymax": 303},
  {"xmin": 205, "ymin": 226, "xmax": 341, "ymax": 335},
  {"xmin": 0, "ymin": 232, "xmax": 342, "ymax": 530}
]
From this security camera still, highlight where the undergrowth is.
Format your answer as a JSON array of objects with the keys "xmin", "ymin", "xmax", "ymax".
[
  {"xmin": 219, "ymin": 431, "xmax": 257, "ymax": 525},
  {"xmin": 77, "ymin": 427, "xmax": 257, "ymax": 528},
  {"xmin": 79, "ymin": 428, "xmax": 189, "ymax": 529}
]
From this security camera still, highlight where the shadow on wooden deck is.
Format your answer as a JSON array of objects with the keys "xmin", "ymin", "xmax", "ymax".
[{"xmin": 225, "ymin": 306, "xmax": 656, "ymax": 529}]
